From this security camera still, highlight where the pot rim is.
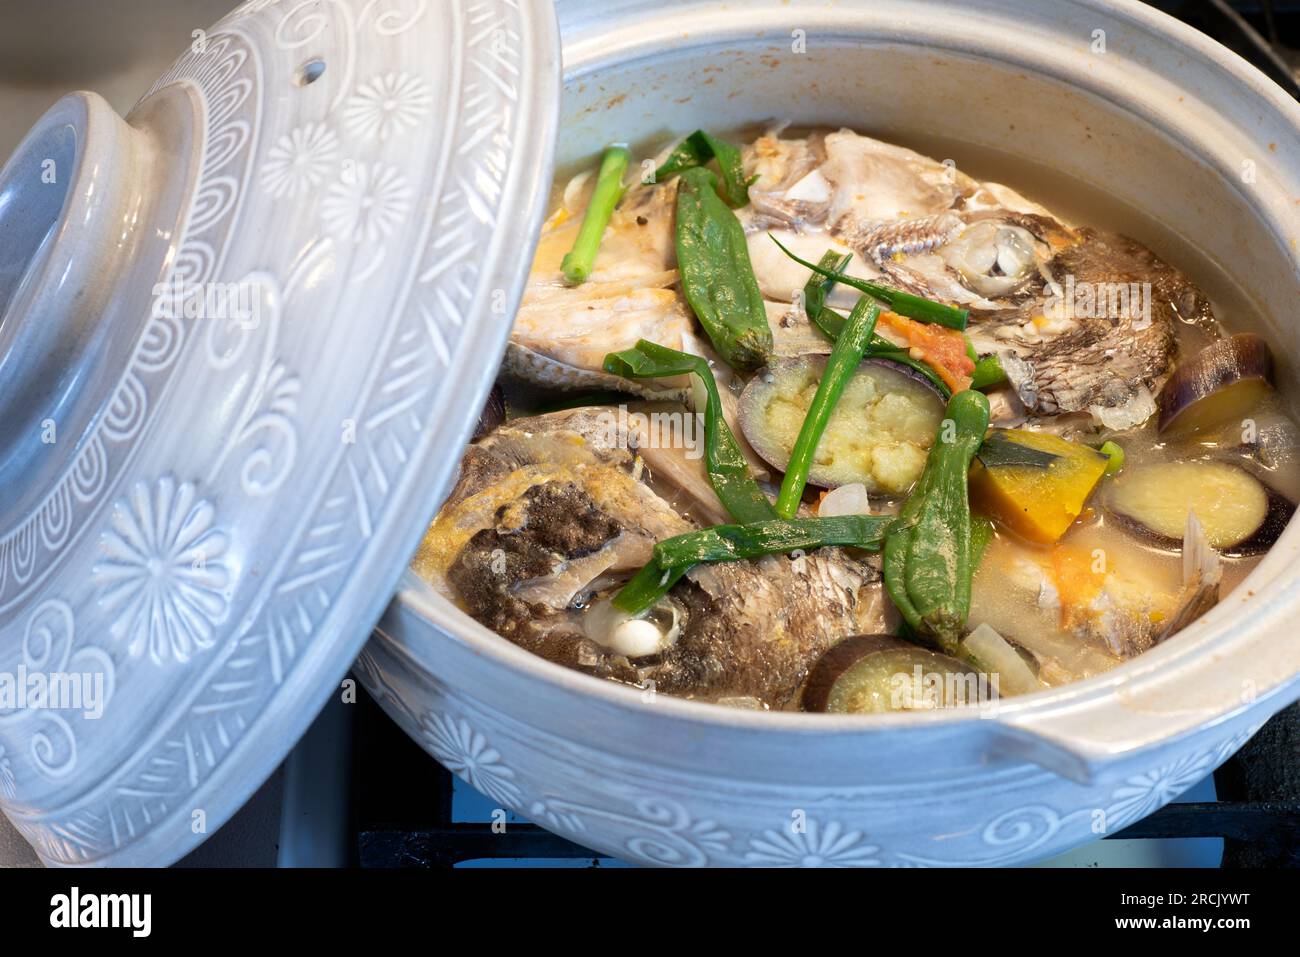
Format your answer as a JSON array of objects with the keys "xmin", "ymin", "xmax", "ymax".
[
  {"xmin": 392, "ymin": 562, "xmax": 1298, "ymax": 738},
  {"xmin": 387, "ymin": 0, "xmax": 1300, "ymax": 748}
]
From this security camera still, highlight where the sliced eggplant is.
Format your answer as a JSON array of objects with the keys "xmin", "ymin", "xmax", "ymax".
[
  {"xmin": 1229, "ymin": 486, "xmax": 1294, "ymax": 556},
  {"xmin": 801, "ymin": 634, "xmax": 993, "ymax": 713},
  {"xmin": 1105, "ymin": 459, "xmax": 1293, "ymax": 555},
  {"xmin": 1157, "ymin": 333, "xmax": 1274, "ymax": 438},
  {"xmin": 739, "ymin": 356, "xmax": 945, "ymax": 496}
]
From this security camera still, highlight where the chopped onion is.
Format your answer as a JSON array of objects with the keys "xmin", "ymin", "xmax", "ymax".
[
  {"xmin": 818, "ymin": 482, "xmax": 873, "ymax": 517},
  {"xmin": 562, "ymin": 168, "xmax": 594, "ymax": 212},
  {"xmin": 960, "ymin": 623, "xmax": 1045, "ymax": 697}
]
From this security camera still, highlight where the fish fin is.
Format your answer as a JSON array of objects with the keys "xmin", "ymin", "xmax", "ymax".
[
  {"xmin": 502, "ymin": 341, "xmax": 690, "ymax": 402},
  {"xmin": 1182, "ymin": 510, "xmax": 1223, "ymax": 590},
  {"xmin": 1155, "ymin": 511, "xmax": 1223, "ymax": 644}
]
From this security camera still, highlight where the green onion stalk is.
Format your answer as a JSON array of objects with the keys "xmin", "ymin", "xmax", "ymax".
[
  {"xmin": 800, "ymin": 249, "xmax": 957, "ymax": 396},
  {"xmin": 773, "ymin": 235, "xmax": 969, "ymax": 330},
  {"xmin": 653, "ymin": 129, "xmax": 756, "ymax": 208},
  {"xmin": 560, "ymin": 144, "xmax": 631, "ymax": 285},
  {"xmin": 613, "ymin": 515, "xmax": 893, "ymax": 616},
  {"xmin": 775, "ymin": 296, "xmax": 881, "ymax": 518}
]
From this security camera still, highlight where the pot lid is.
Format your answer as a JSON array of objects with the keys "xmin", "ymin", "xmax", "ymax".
[{"xmin": 0, "ymin": 0, "xmax": 560, "ymax": 865}]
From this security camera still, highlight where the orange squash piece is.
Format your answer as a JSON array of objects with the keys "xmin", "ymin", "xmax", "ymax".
[{"xmin": 969, "ymin": 430, "xmax": 1109, "ymax": 544}]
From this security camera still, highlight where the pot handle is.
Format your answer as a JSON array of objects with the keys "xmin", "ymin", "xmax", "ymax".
[
  {"xmin": 987, "ymin": 657, "xmax": 1294, "ymax": 785},
  {"xmin": 981, "ymin": 578, "xmax": 1300, "ymax": 784}
]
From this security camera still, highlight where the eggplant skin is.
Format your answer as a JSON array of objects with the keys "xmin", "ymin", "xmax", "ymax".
[
  {"xmin": 1157, "ymin": 333, "xmax": 1274, "ymax": 437},
  {"xmin": 1220, "ymin": 484, "xmax": 1293, "ymax": 557}
]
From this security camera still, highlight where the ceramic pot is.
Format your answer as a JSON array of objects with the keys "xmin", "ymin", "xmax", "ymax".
[{"xmin": 359, "ymin": 0, "xmax": 1300, "ymax": 866}]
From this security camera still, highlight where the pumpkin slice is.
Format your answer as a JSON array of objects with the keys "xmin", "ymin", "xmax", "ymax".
[{"xmin": 969, "ymin": 430, "xmax": 1109, "ymax": 544}]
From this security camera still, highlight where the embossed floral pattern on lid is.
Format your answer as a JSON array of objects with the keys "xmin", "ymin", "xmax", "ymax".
[
  {"xmin": 0, "ymin": 0, "xmax": 560, "ymax": 866},
  {"xmin": 92, "ymin": 476, "xmax": 231, "ymax": 665}
]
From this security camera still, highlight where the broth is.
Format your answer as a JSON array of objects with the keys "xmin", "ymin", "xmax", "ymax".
[{"xmin": 426, "ymin": 124, "xmax": 1299, "ymax": 711}]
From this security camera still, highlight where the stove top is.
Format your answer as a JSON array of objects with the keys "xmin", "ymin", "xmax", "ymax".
[{"xmin": 0, "ymin": 0, "xmax": 1297, "ymax": 872}]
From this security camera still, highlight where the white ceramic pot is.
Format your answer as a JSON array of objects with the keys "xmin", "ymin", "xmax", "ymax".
[{"xmin": 358, "ymin": 0, "xmax": 1300, "ymax": 866}]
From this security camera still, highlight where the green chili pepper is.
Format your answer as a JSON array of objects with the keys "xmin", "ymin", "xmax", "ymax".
[
  {"xmin": 775, "ymin": 296, "xmax": 881, "ymax": 517},
  {"xmin": 560, "ymin": 145, "xmax": 631, "ymax": 285},
  {"xmin": 884, "ymin": 389, "xmax": 991, "ymax": 653},
  {"xmin": 612, "ymin": 514, "xmax": 893, "ymax": 616},
  {"xmin": 603, "ymin": 340, "xmax": 776, "ymax": 525},
  {"xmin": 675, "ymin": 168, "xmax": 774, "ymax": 372},
  {"xmin": 773, "ymin": 235, "xmax": 969, "ymax": 330},
  {"xmin": 970, "ymin": 353, "xmax": 1008, "ymax": 391},
  {"xmin": 654, "ymin": 130, "xmax": 756, "ymax": 207},
  {"xmin": 653, "ymin": 514, "xmax": 894, "ymax": 569}
]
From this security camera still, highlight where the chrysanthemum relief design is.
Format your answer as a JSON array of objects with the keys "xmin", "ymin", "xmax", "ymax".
[
  {"xmin": 745, "ymin": 817, "xmax": 882, "ymax": 867},
  {"xmin": 419, "ymin": 711, "xmax": 522, "ymax": 808},
  {"xmin": 92, "ymin": 476, "xmax": 231, "ymax": 665},
  {"xmin": 259, "ymin": 122, "xmax": 341, "ymax": 199},
  {"xmin": 342, "ymin": 71, "xmax": 432, "ymax": 141},
  {"xmin": 320, "ymin": 161, "xmax": 413, "ymax": 243}
]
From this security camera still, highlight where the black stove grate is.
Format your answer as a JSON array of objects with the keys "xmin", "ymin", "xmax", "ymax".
[{"xmin": 1155, "ymin": 0, "xmax": 1300, "ymax": 97}]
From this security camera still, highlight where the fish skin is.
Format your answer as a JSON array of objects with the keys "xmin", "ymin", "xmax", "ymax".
[
  {"xmin": 858, "ymin": 212, "xmax": 965, "ymax": 261},
  {"xmin": 502, "ymin": 340, "xmax": 690, "ymax": 402},
  {"xmin": 663, "ymin": 551, "xmax": 886, "ymax": 707},
  {"xmin": 417, "ymin": 408, "xmax": 886, "ymax": 708},
  {"xmin": 974, "ymin": 228, "xmax": 1204, "ymax": 428}
]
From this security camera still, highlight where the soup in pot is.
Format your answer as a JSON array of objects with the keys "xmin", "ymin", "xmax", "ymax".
[{"xmin": 411, "ymin": 126, "xmax": 1297, "ymax": 714}]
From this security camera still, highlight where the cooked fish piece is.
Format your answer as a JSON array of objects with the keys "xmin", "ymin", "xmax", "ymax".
[
  {"xmin": 508, "ymin": 286, "xmax": 695, "ymax": 399},
  {"xmin": 870, "ymin": 210, "xmax": 1073, "ymax": 312},
  {"xmin": 821, "ymin": 130, "xmax": 974, "ymax": 232},
  {"xmin": 657, "ymin": 551, "xmax": 889, "ymax": 706},
  {"xmin": 742, "ymin": 130, "xmax": 828, "ymax": 229},
  {"xmin": 970, "ymin": 228, "xmax": 1205, "ymax": 430},
  {"xmin": 734, "ymin": 129, "xmax": 1199, "ymax": 430},
  {"xmin": 414, "ymin": 408, "xmax": 887, "ymax": 708},
  {"xmin": 415, "ymin": 408, "xmax": 692, "ymax": 611},
  {"xmin": 969, "ymin": 514, "xmax": 1221, "ymax": 680},
  {"xmin": 510, "ymin": 168, "xmax": 685, "ymax": 398}
]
